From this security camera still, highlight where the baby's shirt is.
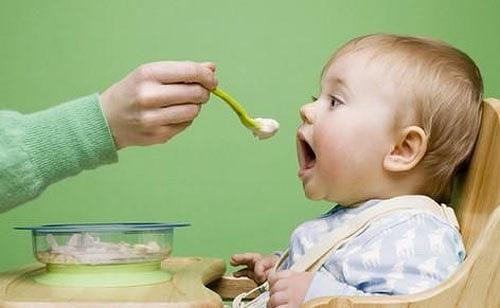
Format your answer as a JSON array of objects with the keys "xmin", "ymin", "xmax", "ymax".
[{"xmin": 281, "ymin": 199, "xmax": 465, "ymax": 301}]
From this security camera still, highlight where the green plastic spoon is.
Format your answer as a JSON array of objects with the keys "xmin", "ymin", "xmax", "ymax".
[
  {"xmin": 211, "ymin": 87, "xmax": 259, "ymax": 129},
  {"xmin": 211, "ymin": 87, "xmax": 279, "ymax": 139}
]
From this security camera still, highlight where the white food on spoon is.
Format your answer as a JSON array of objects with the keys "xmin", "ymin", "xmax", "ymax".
[{"xmin": 252, "ymin": 118, "xmax": 280, "ymax": 140}]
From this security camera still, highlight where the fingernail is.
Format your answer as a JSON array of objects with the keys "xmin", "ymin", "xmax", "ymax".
[{"xmin": 202, "ymin": 62, "xmax": 216, "ymax": 71}]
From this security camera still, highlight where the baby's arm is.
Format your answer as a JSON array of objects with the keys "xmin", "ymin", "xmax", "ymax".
[
  {"xmin": 305, "ymin": 212, "xmax": 465, "ymax": 299},
  {"xmin": 266, "ymin": 269, "xmax": 368, "ymax": 307},
  {"xmin": 304, "ymin": 269, "xmax": 369, "ymax": 300}
]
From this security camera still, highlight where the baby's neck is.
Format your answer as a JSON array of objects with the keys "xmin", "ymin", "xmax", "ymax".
[{"xmin": 341, "ymin": 172, "xmax": 427, "ymax": 207}]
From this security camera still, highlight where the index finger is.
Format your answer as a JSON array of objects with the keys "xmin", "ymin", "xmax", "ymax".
[
  {"xmin": 142, "ymin": 61, "xmax": 218, "ymax": 89},
  {"xmin": 255, "ymin": 257, "xmax": 276, "ymax": 276},
  {"xmin": 230, "ymin": 252, "xmax": 261, "ymax": 266}
]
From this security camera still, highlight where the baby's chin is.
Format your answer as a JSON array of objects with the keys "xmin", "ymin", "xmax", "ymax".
[
  {"xmin": 302, "ymin": 184, "xmax": 326, "ymax": 201},
  {"xmin": 302, "ymin": 184, "xmax": 344, "ymax": 204}
]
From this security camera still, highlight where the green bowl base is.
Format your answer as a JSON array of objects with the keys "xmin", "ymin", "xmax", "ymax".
[{"xmin": 33, "ymin": 261, "xmax": 171, "ymax": 287}]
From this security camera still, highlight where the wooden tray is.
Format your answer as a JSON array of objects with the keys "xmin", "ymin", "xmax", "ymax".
[{"xmin": 0, "ymin": 257, "xmax": 225, "ymax": 307}]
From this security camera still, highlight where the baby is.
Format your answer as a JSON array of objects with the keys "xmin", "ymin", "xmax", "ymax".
[{"xmin": 231, "ymin": 34, "xmax": 483, "ymax": 307}]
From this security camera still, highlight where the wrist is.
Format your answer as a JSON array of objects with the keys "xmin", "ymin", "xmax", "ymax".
[{"xmin": 98, "ymin": 91, "xmax": 123, "ymax": 150}]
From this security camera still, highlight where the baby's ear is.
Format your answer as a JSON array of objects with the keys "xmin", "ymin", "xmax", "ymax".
[{"xmin": 383, "ymin": 126, "xmax": 428, "ymax": 172}]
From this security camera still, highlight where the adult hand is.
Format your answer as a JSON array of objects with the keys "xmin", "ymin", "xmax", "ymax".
[
  {"xmin": 100, "ymin": 61, "xmax": 217, "ymax": 149},
  {"xmin": 231, "ymin": 252, "xmax": 280, "ymax": 284}
]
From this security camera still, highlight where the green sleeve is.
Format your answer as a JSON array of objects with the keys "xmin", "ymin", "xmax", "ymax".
[{"xmin": 0, "ymin": 94, "xmax": 118, "ymax": 212}]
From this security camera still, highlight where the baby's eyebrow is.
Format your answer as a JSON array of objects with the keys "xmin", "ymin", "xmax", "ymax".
[
  {"xmin": 332, "ymin": 77, "xmax": 347, "ymax": 88},
  {"xmin": 331, "ymin": 77, "xmax": 352, "ymax": 97}
]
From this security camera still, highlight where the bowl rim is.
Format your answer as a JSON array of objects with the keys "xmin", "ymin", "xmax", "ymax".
[{"xmin": 15, "ymin": 222, "xmax": 190, "ymax": 233}]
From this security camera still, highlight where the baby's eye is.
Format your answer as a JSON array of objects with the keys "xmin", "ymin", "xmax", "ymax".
[
  {"xmin": 311, "ymin": 96, "xmax": 318, "ymax": 102},
  {"xmin": 330, "ymin": 96, "xmax": 344, "ymax": 108}
]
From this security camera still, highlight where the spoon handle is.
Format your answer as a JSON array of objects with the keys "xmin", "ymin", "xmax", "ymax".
[{"xmin": 211, "ymin": 87, "xmax": 258, "ymax": 129}]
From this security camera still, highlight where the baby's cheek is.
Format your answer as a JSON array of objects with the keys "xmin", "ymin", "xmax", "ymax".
[
  {"xmin": 318, "ymin": 146, "xmax": 349, "ymax": 179},
  {"xmin": 322, "ymin": 139, "xmax": 372, "ymax": 182}
]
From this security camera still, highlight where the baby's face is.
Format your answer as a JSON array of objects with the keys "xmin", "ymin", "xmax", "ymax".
[{"xmin": 296, "ymin": 51, "xmax": 401, "ymax": 205}]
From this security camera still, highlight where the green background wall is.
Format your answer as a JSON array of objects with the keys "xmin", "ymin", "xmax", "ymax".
[{"xmin": 1, "ymin": 0, "xmax": 499, "ymax": 272}]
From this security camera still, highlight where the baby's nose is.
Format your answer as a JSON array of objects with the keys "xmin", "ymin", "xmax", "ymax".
[{"xmin": 300, "ymin": 103, "xmax": 315, "ymax": 124}]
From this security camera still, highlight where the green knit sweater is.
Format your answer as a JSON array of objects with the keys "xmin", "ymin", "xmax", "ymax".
[{"xmin": 0, "ymin": 94, "xmax": 118, "ymax": 212}]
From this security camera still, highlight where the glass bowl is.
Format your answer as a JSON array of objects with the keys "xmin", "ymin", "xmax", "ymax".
[{"xmin": 15, "ymin": 223, "xmax": 189, "ymax": 266}]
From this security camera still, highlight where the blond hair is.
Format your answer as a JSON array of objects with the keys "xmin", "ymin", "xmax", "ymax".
[{"xmin": 329, "ymin": 34, "xmax": 483, "ymax": 203}]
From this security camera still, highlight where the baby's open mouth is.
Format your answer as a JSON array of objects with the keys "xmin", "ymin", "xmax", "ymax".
[{"xmin": 298, "ymin": 134, "xmax": 316, "ymax": 171}]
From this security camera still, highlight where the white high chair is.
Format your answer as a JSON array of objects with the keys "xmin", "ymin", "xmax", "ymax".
[{"xmin": 210, "ymin": 98, "xmax": 500, "ymax": 308}]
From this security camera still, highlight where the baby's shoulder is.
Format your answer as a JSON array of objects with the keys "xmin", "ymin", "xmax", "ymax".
[
  {"xmin": 347, "ymin": 209, "xmax": 464, "ymax": 253},
  {"xmin": 369, "ymin": 209, "xmax": 458, "ymax": 233}
]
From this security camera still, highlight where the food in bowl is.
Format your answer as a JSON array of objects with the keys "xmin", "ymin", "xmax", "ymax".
[{"xmin": 16, "ymin": 223, "xmax": 188, "ymax": 265}]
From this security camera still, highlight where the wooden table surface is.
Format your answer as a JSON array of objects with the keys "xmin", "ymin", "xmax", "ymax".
[{"xmin": 0, "ymin": 257, "xmax": 226, "ymax": 307}]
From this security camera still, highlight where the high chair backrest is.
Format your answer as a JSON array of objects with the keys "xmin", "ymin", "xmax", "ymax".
[{"xmin": 454, "ymin": 98, "xmax": 500, "ymax": 250}]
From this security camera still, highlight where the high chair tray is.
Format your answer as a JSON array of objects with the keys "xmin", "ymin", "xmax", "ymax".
[{"xmin": 0, "ymin": 257, "xmax": 225, "ymax": 307}]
